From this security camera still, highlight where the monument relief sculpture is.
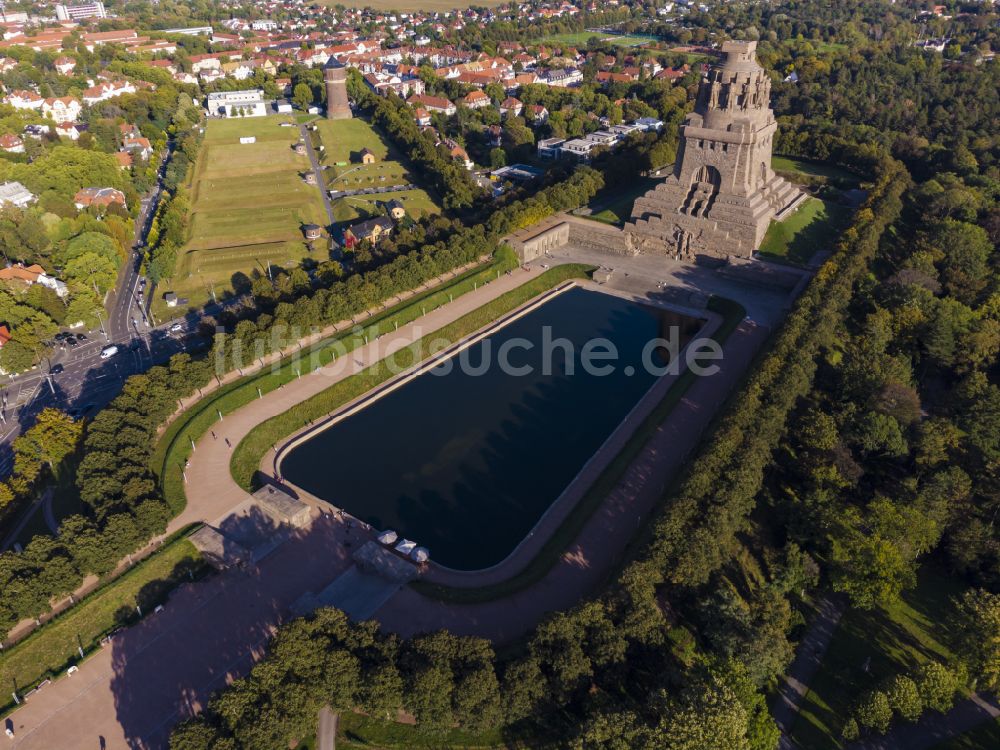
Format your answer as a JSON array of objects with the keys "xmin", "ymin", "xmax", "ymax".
[{"xmin": 624, "ymin": 40, "xmax": 805, "ymax": 260}]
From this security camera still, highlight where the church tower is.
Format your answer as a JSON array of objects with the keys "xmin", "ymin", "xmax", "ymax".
[
  {"xmin": 324, "ymin": 59, "xmax": 352, "ymax": 120},
  {"xmin": 625, "ymin": 41, "xmax": 804, "ymax": 260}
]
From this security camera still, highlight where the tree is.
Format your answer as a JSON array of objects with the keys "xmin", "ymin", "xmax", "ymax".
[
  {"xmin": 657, "ymin": 678, "xmax": 752, "ymax": 750},
  {"xmin": 915, "ymin": 662, "xmax": 960, "ymax": 713},
  {"xmin": 885, "ymin": 675, "xmax": 922, "ymax": 722},
  {"xmin": 14, "ymin": 408, "xmax": 82, "ymax": 469},
  {"xmin": 293, "ymin": 82, "xmax": 313, "ymax": 111},
  {"xmin": 855, "ymin": 690, "xmax": 892, "ymax": 734},
  {"xmin": 955, "ymin": 589, "xmax": 1000, "ymax": 691}
]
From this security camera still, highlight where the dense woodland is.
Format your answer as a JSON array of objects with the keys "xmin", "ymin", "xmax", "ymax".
[{"xmin": 165, "ymin": 2, "xmax": 1000, "ymax": 749}]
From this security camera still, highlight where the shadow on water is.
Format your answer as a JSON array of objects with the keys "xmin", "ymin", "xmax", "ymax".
[{"xmin": 281, "ymin": 288, "xmax": 701, "ymax": 570}]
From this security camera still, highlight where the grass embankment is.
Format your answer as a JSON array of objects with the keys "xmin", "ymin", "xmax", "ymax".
[
  {"xmin": 789, "ymin": 564, "xmax": 968, "ymax": 750},
  {"xmin": 771, "ymin": 155, "xmax": 859, "ymax": 185},
  {"xmin": 154, "ymin": 254, "xmax": 521, "ymax": 514},
  {"xmin": 337, "ymin": 712, "xmax": 504, "ymax": 749},
  {"xmin": 758, "ymin": 197, "xmax": 852, "ymax": 267},
  {"xmin": 410, "ymin": 295, "xmax": 746, "ymax": 604},
  {"xmin": 0, "ymin": 532, "xmax": 206, "ymax": 716},
  {"xmin": 230, "ymin": 264, "xmax": 593, "ymax": 490}
]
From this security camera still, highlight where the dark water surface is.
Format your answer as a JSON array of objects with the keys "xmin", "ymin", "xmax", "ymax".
[{"xmin": 281, "ymin": 287, "xmax": 701, "ymax": 569}]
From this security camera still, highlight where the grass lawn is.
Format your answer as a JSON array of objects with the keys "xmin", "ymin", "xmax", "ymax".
[
  {"xmin": 159, "ymin": 115, "xmax": 328, "ymax": 314},
  {"xmin": 0, "ymin": 537, "xmax": 204, "ymax": 716},
  {"xmin": 542, "ymin": 31, "xmax": 656, "ymax": 47},
  {"xmin": 315, "ymin": 118, "xmax": 397, "ymax": 165},
  {"xmin": 332, "ymin": 189, "xmax": 439, "ymax": 224},
  {"xmin": 788, "ymin": 565, "xmax": 967, "ymax": 750},
  {"xmin": 758, "ymin": 197, "xmax": 852, "ymax": 267},
  {"xmin": 338, "ymin": 712, "xmax": 504, "ymax": 748},
  {"xmin": 315, "ymin": 117, "xmax": 439, "ymax": 228},
  {"xmin": 930, "ymin": 718, "xmax": 1000, "ymax": 749},
  {"xmin": 582, "ymin": 176, "xmax": 658, "ymax": 226},
  {"xmin": 772, "ymin": 155, "xmax": 859, "ymax": 185}
]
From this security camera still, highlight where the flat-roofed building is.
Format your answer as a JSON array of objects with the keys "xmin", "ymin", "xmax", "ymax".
[{"xmin": 206, "ymin": 89, "xmax": 267, "ymax": 118}]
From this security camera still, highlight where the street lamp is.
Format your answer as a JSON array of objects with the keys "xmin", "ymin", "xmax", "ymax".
[{"xmin": 95, "ymin": 310, "xmax": 109, "ymax": 341}]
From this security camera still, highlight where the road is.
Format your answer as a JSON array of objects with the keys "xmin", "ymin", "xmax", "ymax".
[
  {"xmin": 299, "ymin": 123, "xmax": 336, "ymax": 226},
  {"xmin": 0, "ymin": 141, "xmax": 196, "ymax": 477}
]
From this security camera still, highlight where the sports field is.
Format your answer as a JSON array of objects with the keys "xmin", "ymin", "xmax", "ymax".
[
  {"xmin": 315, "ymin": 118, "xmax": 439, "ymax": 225},
  {"xmin": 541, "ymin": 32, "xmax": 657, "ymax": 48},
  {"xmin": 166, "ymin": 116, "xmax": 329, "ymax": 312}
]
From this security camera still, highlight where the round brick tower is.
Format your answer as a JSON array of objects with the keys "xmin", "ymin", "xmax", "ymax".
[{"xmin": 324, "ymin": 60, "xmax": 352, "ymax": 120}]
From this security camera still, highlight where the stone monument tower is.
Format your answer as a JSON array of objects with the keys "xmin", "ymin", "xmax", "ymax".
[
  {"xmin": 324, "ymin": 59, "xmax": 352, "ymax": 120},
  {"xmin": 625, "ymin": 40, "xmax": 803, "ymax": 260}
]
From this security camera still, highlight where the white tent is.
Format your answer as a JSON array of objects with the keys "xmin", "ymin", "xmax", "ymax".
[
  {"xmin": 395, "ymin": 538, "xmax": 416, "ymax": 555},
  {"xmin": 411, "ymin": 547, "xmax": 429, "ymax": 563},
  {"xmin": 377, "ymin": 529, "xmax": 398, "ymax": 545}
]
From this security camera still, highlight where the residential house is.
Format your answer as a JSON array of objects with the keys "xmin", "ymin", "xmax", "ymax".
[
  {"xmin": 413, "ymin": 107, "xmax": 431, "ymax": 126},
  {"xmin": 42, "ymin": 97, "xmax": 82, "ymax": 122},
  {"xmin": 406, "ymin": 94, "xmax": 456, "ymax": 116},
  {"xmin": 545, "ymin": 68, "xmax": 583, "ymax": 87},
  {"xmin": 122, "ymin": 136, "xmax": 153, "ymax": 160},
  {"xmin": 4, "ymin": 90, "xmax": 43, "ymax": 110},
  {"xmin": 114, "ymin": 151, "xmax": 133, "ymax": 170},
  {"xmin": 74, "ymin": 187, "xmax": 127, "ymax": 211},
  {"xmin": 559, "ymin": 138, "xmax": 598, "ymax": 160},
  {"xmin": 0, "ymin": 181, "xmax": 34, "ymax": 208},
  {"xmin": 525, "ymin": 104, "xmax": 549, "ymax": 124},
  {"xmin": 343, "ymin": 216, "xmax": 394, "ymax": 248},
  {"xmin": 55, "ymin": 122, "xmax": 83, "ymax": 140},
  {"xmin": 0, "ymin": 263, "xmax": 68, "ymax": 297},
  {"xmin": 23, "ymin": 124, "xmax": 49, "ymax": 139},
  {"xmin": 499, "ymin": 96, "xmax": 522, "ymax": 118},
  {"xmin": 0, "ymin": 325, "xmax": 11, "ymax": 348},
  {"xmin": 0, "ymin": 134, "xmax": 24, "ymax": 153},
  {"xmin": 536, "ymin": 137, "xmax": 565, "ymax": 159},
  {"xmin": 441, "ymin": 138, "xmax": 473, "ymax": 169},
  {"xmin": 460, "ymin": 90, "xmax": 491, "ymax": 109},
  {"xmin": 53, "ymin": 56, "xmax": 76, "ymax": 75},
  {"xmin": 82, "ymin": 79, "xmax": 136, "ymax": 105}
]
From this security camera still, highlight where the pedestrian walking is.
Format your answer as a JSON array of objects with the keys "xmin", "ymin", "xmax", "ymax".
[
  {"xmin": 224, "ymin": 437, "xmax": 231, "ymax": 448},
  {"xmin": 211, "ymin": 431, "xmax": 216, "ymax": 440}
]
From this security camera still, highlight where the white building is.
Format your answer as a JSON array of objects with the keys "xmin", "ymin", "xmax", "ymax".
[
  {"xmin": 54, "ymin": 2, "xmax": 106, "ymax": 21},
  {"xmin": 206, "ymin": 89, "xmax": 267, "ymax": 118},
  {"xmin": 0, "ymin": 182, "xmax": 36, "ymax": 208}
]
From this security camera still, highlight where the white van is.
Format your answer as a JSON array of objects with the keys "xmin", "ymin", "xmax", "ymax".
[{"xmin": 100, "ymin": 345, "xmax": 119, "ymax": 359}]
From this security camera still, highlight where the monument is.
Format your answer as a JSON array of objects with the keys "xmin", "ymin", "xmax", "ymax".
[
  {"xmin": 625, "ymin": 40, "xmax": 804, "ymax": 260},
  {"xmin": 324, "ymin": 59, "xmax": 352, "ymax": 120}
]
